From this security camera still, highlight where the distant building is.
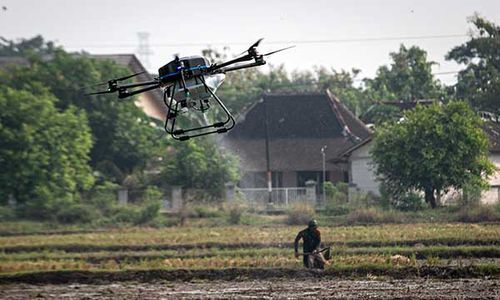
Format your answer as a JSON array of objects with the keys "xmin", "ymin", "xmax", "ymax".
[
  {"xmin": 89, "ymin": 54, "xmax": 166, "ymax": 121},
  {"xmin": 221, "ymin": 90, "xmax": 372, "ymax": 192}
]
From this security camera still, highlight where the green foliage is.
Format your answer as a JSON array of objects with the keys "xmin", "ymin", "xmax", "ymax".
[
  {"xmin": 391, "ymin": 192, "xmax": 427, "ymax": 212},
  {"xmin": 371, "ymin": 101, "xmax": 494, "ymax": 208},
  {"xmin": 0, "ymin": 36, "xmax": 157, "ymax": 183},
  {"xmin": 364, "ymin": 44, "xmax": 443, "ymax": 102},
  {"xmin": 54, "ymin": 203, "xmax": 97, "ymax": 224},
  {"xmin": 324, "ymin": 181, "xmax": 350, "ymax": 215},
  {"xmin": 135, "ymin": 200, "xmax": 161, "ymax": 225},
  {"xmin": 0, "ymin": 206, "xmax": 16, "ymax": 221},
  {"xmin": 446, "ymin": 15, "xmax": 500, "ymax": 115},
  {"xmin": 226, "ymin": 201, "xmax": 247, "ymax": 225},
  {"xmin": 160, "ymin": 138, "xmax": 240, "ymax": 198},
  {"xmin": 361, "ymin": 104, "xmax": 403, "ymax": 125},
  {"xmin": 0, "ymin": 86, "xmax": 94, "ymax": 217}
]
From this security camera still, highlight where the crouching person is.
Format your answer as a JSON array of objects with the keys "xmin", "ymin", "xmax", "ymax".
[{"xmin": 294, "ymin": 219, "xmax": 326, "ymax": 269}]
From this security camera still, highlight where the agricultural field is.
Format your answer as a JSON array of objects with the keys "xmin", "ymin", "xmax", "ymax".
[{"xmin": 0, "ymin": 223, "xmax": 499, "ymax": 299}]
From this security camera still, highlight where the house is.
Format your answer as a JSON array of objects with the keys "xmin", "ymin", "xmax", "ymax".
[
  {"xmin": 221, "ymin": 90, "xmax": 372, "ymax": 192},
  {"xmin": 482, "ymin": 121, "xmax": 500, "ymax": 204}
]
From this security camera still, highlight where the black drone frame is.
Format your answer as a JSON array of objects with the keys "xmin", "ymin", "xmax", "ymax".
[
  {"xmin": 162, "ymin": 76, "xmax": 236, "ymax": 141},
  {"xmin": 86, "ymin": 39, "xmax": 294, "ymax": 140}
]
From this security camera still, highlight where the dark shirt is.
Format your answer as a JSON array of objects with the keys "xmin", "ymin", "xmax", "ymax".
[{"xmin": 294, "ymin": 227, "xmax": 321, "ymax": 253}]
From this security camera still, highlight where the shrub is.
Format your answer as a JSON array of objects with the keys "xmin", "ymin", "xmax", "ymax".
[
  {"xmin": 324, "ymin": 181, "xmax": 348, "ymax": 204},
  {"xmin": 392, "ymin": 192, "xmax": 427, "ymax": 211},
  {"xmin": 89, "ymin": 182, "xmax": 119, "ymax": 215},
  {"xmin": 225, "ymin": 201, "xmax": 247, "ymax": 225},
  {"xmin": 455, "ymin": 205, "xmax": 500, "ymax": 223},
  {"xmin": 286, "ymin": 203, "xmax": 315, "ymax": 225},
  {"xmin": 0, "ymin": 205, "xmax": 15, "ymax": 221},
  {"xmin": 111, "ymin": 205, "xmax": 140, "ymax": 224},
  {"xmin": 193, "ymin": 205, "xmax": 224, "ymax": 218},
  {"xmin": 135, "ymin": 200, "xmax": 161, "ymax": 225},
  {"xmin": 324, "ymin": 204, "xmax": 351, "ymax": 216},
  {"xmin": 55, "ymin": 203, "xmax": 98, "ymax": 224}
]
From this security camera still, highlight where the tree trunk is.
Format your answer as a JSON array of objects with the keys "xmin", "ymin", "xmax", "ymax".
[{"xmin": 424, "ymin": 187, "xmax": 437, "ymax": 208}]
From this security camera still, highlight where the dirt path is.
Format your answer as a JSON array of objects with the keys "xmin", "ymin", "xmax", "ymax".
[{"xmin": 1, "ymin": 278, "xmax": 499, "ymax": 299}]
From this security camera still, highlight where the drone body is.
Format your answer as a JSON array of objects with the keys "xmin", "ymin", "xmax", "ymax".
[{"xmin": 87, "ymin": 39, "xmax": 293, "ymax": 141}]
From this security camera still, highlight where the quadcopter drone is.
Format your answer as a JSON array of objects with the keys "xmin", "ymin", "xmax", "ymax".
[{"xmin": 87, "ymin": 39, "xmax": 293, "ymax": 141}]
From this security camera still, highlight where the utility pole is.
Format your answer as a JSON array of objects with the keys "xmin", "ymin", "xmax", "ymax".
[
  {"xmin": 137, "ymin": 32, "xmax": 153, "ymax": 70},
  {"xmin": 263, "ymin": 96, "xmax": 272, "ymax": 205},
  {"xmin": 321, "ymin": 145, "xmax": 327, "ymax": 204}
]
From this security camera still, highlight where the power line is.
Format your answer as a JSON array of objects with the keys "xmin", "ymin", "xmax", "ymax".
[{"xmin": 65, "ymin": 34, "xmax": 468, "ymax": 49}]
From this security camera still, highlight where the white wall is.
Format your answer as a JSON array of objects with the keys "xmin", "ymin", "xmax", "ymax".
[
  {"xmin": 349, "ymin": 142, "xmax": 380, "ymax": 195},
  {"xmin": 483, "ymin": 153, "xmax": 500, "ymax": 204}
]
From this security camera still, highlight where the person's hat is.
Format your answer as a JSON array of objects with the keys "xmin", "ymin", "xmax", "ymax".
[{"xmin": 308, "ymin": 219, "xmax": 318, "ymax": 228}]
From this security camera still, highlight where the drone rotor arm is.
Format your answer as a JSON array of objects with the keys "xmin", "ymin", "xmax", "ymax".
[
  {"xmin": 208, "ymin": 54, "xmax": 254, "ymax": 72},
  {"xmin": 118, "ymin": 83, "xmax": 161, "ymax": 99},
  {"xmin": 118, "ymin": 79, "xmax": 159, "ymax": 89},
  {"xmin": 85, "ymin": 90, "xmax": 114, "ymax": 96}
]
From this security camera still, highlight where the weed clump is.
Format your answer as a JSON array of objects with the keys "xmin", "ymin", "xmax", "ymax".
[{"xmin": 286, "ymin": 203, "xmax": 315, "ymax": 225}]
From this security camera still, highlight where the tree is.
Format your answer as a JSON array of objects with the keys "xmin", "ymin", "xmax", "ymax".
[
  {"xmin": 364, "ymin": 45, "xmax": 443, "ymax": 102},
  {"xmin": 446, "ymin": 15, "xmax": 500, "ymax": 115},
  {"xmin": 0, "ymin": 86, "xmax": 94, "ymax": 217},
  {"xmin": 159, "ymin": 137, "xmax": 240, "ymax": 198},
  {"xmin": 0, "ymin": 36, "xmax": 157, "ymax": 183},
  {"xmin": 371, "ymin": 101, "xmax": 493, "ymax": 208}
]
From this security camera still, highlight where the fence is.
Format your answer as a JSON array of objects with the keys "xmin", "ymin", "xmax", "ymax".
[{"xmin": 237, "ymin": 187, "xmax": 311, "ymax": 208}]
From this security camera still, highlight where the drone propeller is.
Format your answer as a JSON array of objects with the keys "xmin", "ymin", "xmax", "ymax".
[
  {"xmin": 237, "ymin": 38, "xmax": 264, "ymax": 56},
  {"xmin": 263, "ymin": 45, "xmax": 295, "ymax": 56}
]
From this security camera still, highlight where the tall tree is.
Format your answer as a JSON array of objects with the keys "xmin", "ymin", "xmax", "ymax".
[
  {"xmin": 446, "ymin": 15, "xmax": 500, "ymax": 115},
  {"xmin": 364, "ymin": 45, "xmax": 442, "ymax": 101},
  {"xmin": 0, "ymin": 86, "xmax": 94, "ymax": 217},
  {"xmin": 371, "ymin": 101, "xmax": 493, "ymax": 208},
  {"xmin": 0, "ymin": 36, "xmax": 157, "ymax": 183}
]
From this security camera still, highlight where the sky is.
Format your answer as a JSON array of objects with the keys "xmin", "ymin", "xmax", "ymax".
[{"xmin": 1, "ymin": 0, "xmax": 500, "ymax": 85}]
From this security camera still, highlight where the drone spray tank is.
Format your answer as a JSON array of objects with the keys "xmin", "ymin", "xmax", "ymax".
[{"xmin": 157, "ymin": 56, "xmax": 234, "ymax": 140}]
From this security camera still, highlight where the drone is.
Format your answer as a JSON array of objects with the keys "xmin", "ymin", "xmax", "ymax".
[{"xmin": 87, "ymin": 39, "xmax": 293, "ymax": 141}]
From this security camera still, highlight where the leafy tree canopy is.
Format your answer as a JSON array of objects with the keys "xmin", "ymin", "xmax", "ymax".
[
  {"xmin": 159, "ymin": 137, "xmax": 240, "ymax": 198},
  {"xmin": 364, "ymin": 44, "xmax": 443, "ymax": 102},
  {"xmin": 0, "ymin": 85, "xmax": 94, "ymax": 218},
  {"xmin": 371, "ymin": 101, "xmax": 493, "ymax": 208},
  {"xmin": 0, "ymin": 36, "xmax": 157, "ymax": 183},
  {"xmin": 446, "ymin": 15, "xmax": 500, "ymax": 115}
]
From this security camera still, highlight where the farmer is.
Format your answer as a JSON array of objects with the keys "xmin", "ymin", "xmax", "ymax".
[{"xmin": 294, "ymin": 219, "xmax": 324, "ymax": 269}]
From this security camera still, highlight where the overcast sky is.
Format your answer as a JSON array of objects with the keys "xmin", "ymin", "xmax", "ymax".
[{"xmin": 1, "ymin": 0, "xmax": 500, "ymax": 85}]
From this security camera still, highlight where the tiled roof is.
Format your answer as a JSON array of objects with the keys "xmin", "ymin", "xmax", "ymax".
[{"xmin": 221, "ymin": 91, "xmax": 372, "ymax": 171}]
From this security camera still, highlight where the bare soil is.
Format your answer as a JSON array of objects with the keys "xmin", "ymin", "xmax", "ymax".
[{"xmin": 1, "ymin": 278, "xmax": 499, "ymax": 299}]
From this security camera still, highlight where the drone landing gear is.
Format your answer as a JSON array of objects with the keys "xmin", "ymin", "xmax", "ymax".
[{"xmin": 163, "ymin": 80, "xmax": 235, "ymax": 141}]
